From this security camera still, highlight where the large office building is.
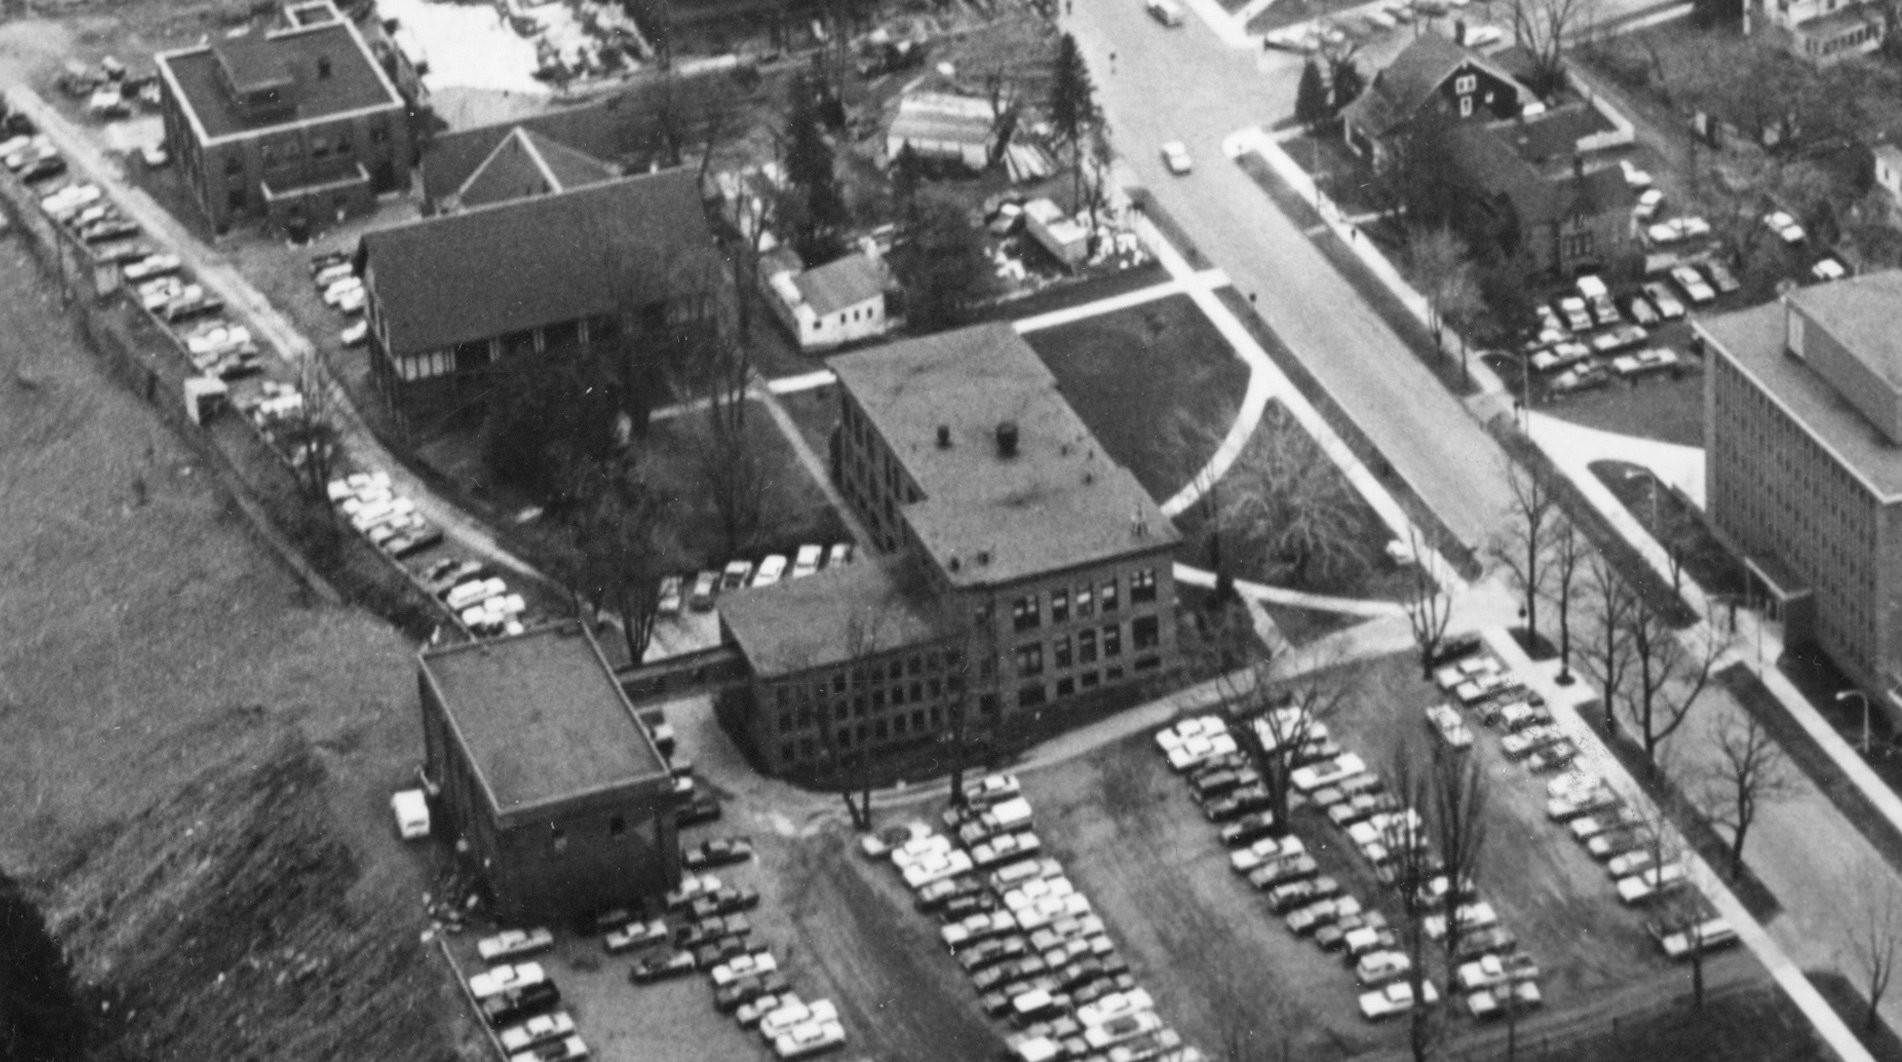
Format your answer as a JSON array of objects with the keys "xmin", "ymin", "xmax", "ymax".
[
  {"xmin": 1701, "ymin": 271, "xmax": 1902, "ymax": 710},
  {"xmin": 156, "ymin": 0, "xmax": 413, "ymax": 233},
  {"xmin": 418, "ymin": 622, "xmax": 679, "ymax": 922},
  {"xmin": 718, "ymin": 324, "xmax": 1181, "ymax": 775}
]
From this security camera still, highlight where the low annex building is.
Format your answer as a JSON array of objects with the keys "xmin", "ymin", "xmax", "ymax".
[
  {"xmin": 759, "ymin": 247, "xmax": 890, "ymax": 352},
  {"xmin": 1701, "ymin": 271, "xmax": 1902, "ymax": 714},
  {"xmin": 156, "ymin": 0, "xmax": 413, "ymax": 233},
  {"xmin": 418, "ymin": 622, "xmax": 680, "ymax": 922},
  {"xmin": 718, "ymin": 324, "xmax": 1181, "ymax": 776}
]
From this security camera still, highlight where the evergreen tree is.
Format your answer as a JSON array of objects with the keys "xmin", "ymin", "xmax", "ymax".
[
  {"xmin": 1294, "ymin": 60, "xmax": 1330, "ymax": 131},
  {"xmin": 1329, "ymin": 57, "xmax": 1366, "ymax": 115},
  {"xmin": 1048, "ymin": 33, "xmax": 1100, "ymax": 207},
  {"xmin": 890, "ymin": 142, "xmax": 925, "ymax": 223},
  {"xmin": 783, "ymin": 75, "xmax": 849, "ymax": 263},
  {"xmin": 892, "ymin": 192, "xmax": 991, "ymax": 334},
  {"xmin": 0, "ymin": 870, "xmax": 85, "ymax": 1062}
]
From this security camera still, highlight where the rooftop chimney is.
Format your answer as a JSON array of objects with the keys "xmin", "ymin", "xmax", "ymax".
[
  {"xmin": 995, "ymin": 421, "xmax": 1019, "ymax": 459},
  {"xmin": 937, "ymin": 424, "xmax": 952, "ymax": 449}
]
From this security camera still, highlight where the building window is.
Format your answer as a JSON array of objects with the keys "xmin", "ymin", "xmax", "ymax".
[
  {"xmin": 609, "ymin": 815, "xmax": 625, "ymax": 836},
  {"xmin": 1103, "ymin": 624, "xmax": 1122, "ymax": 657},
  {"xmin": 1136, "ymin": 655, "xmax": 1161, "ymax": 672},
  {"xmin": 1013, "ymin": 595, "xmax": 1041, "ymax": 631},
  {"xmin": 1079, "ymin": 629, "xmax": 1098, "ymax": 664},
  {"xmin": 1015, "ymin": 643, "xmax": 1044, "ymax": 675},
  {"xmin": 1054, "ymin": 635, "xmax": 1072, "ymax": 669},
  {"xmin": 1081, "ymin": 670, "xmax": 1100, "ymax": 689},
  {"xmin": 1075, "ymin": 586, "xmax": 1094, "ymax": 618},
  {"xmin": 1134, "ymin": 615, "xmax": 1160, "ymax": 650},
  {"xmin": 979, "ymin": 694, "xmax": 1000, "ymax": 715},
  {"xmin": 1051, "ymin": 589, "xmax": 1070, "ymax": 624},
  {"xmin": 1455, "ymin": 73, "xmax": 1476, "ymax": 94},
  {"xmin": 1057, "ymin": 677, "xmax": 1075, "ymax": 697},
  {"xmin": 1019, "ymin": 683, "xmax": 1047, "ymax": 708},
  {"xmin": 1101, "ymin": 579, "xmax": 1120, "ymax": 613},
  {"xmin": 227, "ymin": 189, "xmax": 247, "ymax": 212},
  {"xmin": 1131, "ymin": 567, "xmax": 1158, "ymax": 603}
]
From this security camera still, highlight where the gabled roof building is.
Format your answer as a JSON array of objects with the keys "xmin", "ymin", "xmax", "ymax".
[{"xmin": 1342, "ymin": 33, "xmax": 1529, "ymax": 168}]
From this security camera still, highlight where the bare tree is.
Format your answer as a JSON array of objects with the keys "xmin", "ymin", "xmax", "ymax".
[
  {"xmin": 1404, "ymin": 529, "xmax": 1455, "ymax": 679},
  {"xmin": 1696, "ymin": 711, "xmax": 1797, "ymax": 878},
  {"xmin": 1546, "ymin": 520, "xmax": 1587, "ymax": 683},
  {"xmin": 1493, "ymin": 461, "xmax": 1558, "ymax": 643},
  {"xmin": 1620, "ymin": 605, "xmax": 1724, "ymax": 761},
  {"xmin": 1846, "ymin": 869, "xmax": 1902, "ymax": 1033},
  {"xmin": 1216, "ymin": 404, "xmax": 1373, "ymax": 590},
  {"xmin": 1430, "ymin": 750, "xmax": 1489, "ymax": 979},
  {"xmin": 1384, "ymin": 747, "xmax": 1441, "ymax": 1062},
  {"xmin": 1580, "ymin": 549, "xmax": 1638, "ymax": 734},
  {"xmin": 1406, "ymin": 226, "xmax": 1483, "ymax": 357},
  {"xmin": 1246, "ymin": 647, "xmax": 1356, "ymax": 823},
  {"xmin": 279, "ymin": 354, "xmax": 342, "ymax": 501},
  {"xmin": 1509, "ymin": 0, "xmax": 1599, "ymax": 96}
]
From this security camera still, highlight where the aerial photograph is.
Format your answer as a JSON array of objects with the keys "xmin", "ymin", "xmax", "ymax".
[{"xmin": 6, "ymin": 0, "xmax": 1902, "ymax": 1055}]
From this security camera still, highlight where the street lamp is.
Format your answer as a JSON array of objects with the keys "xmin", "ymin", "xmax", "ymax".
[{"xmin": 1838, "ymin": 690, "xmax": 1872, "ymax": 756}]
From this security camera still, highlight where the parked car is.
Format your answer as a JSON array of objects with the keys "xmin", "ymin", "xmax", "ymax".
[
  {"xmin": 481, "ymin": 982, "xmax": 561, "ymax": 1027},
  {"xmin": 629, "ymin": 950, "xmax": 697, "ymax": 983},
  {"xmin": 689, "ymin": 885, "xmax": 762, "ymax": 920},
  {"xmin": 1703, "ymin": 259, "xmax": 1742, "ymax": 293},
  {"xmin": 478, "ymin": 928, "xmax": 555, "ymax": 963},
  {"xmin": 1642, "ymin": 281, "xmax": 1687, "ymax": 319},
  {"xmin": 683, "ymin": 836, "xmax": 755, "ymax": 871},
  {"xmin": 1633, "ymin": 187, "xmax": 1665, "ymax": 221},
  {"xmin": 1525, "ymin": 739, "xmax": 1578, "ymax": 773},
  {"xmin": 773, "ymin": 1018, "xmax": 847, "ymax": 1059},
  {"xmin": 710, "ymin": 949, "xmax": 779, "ymax": 986},
  {"xmin": 714, "ymin": 971, "xmax": 790, "ymax": 1013},
  {"xmin": 1146, "ymin": 0, "xmax": 1187, "ymax": 25},
  {"xmin": 792, "ymin": 544, "xmax": 824, "ymax": 578},
  {"xmin": 1590, "ymin": 324, "xmax": 1649, "ymax": 355},
  {"xmin": 1616, "ymin": 862, "xmax": 1687, "ymax": 904},
  {"xmin": 1762, "ymin": 210, "xmax": 1805, "ymax": 245},
  {"xmin": 1160, "ymin": 141, "xmax": 1193, "ymax": 175},
  {"xmin": 603, "ymin": 918, "xmax": 670, "ymax": 954},
  {"xmin": 1355, "ymin": 950, "xmax": 1413, "ymax": 987},
  {"xmin": 1548, "ymin": 364, "xmax": 1610, "ymax": 395},
  {"xmin": 1588, "ymin": 827, "xmax": 1655, "ymax": 861},
  {"xmin": 677, "ymin": 793, "xmax": 722, "ymax": 826},
  {"xmin": 469, "ymin": 963, "xmax": 548, "ymax": 1000},
  {"xmin": 1611, "ymin": 347, "xmax": 1681, "ymax": 379},
  {"xmin": 688, "ymin": 570, "xmax": 719, "ymax": 611},
  {"xmin": 498, "ymin": 1011, "xmax": 577, "ymax": 1054},
  {"xmin": 1670, "ymin": 264, "xmax": 1716, "ymax": 304},
  {"xmin": 1359, "ymin": 979, "xmax": 1439, "ymax": 1020},
  {"xmin": 507, "ymin": 1034, "xmax": 587, "ymax": 1062},
  {"xmin": 656, "ymin": 575, "xmax": 684, "ymax": 616},
  {"xmin": 720, "ymin": 559, "xmax": 754, "ymax": 591},
  {"xmin": 753, "ymin": 554, "xmax": 789, "ymax": 587},
  {"xmin": 1218, "ymin": 811, "xmax": 1279, "ymax": 848}
]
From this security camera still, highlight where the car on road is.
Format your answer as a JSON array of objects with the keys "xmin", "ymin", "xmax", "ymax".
[
  {"xmin": 630, "ymin": 949, "xmax": 697, "ymax": 983},
  {"xmin": 1642, "ymin": 281, "xmax": 1687, "ymax": 319},
  {"xmin": 1359, "ymin": 980, "xmax": 1438, "ymax": 1020},
  {"xmin": 478, "ymin": 928, "xmax": 555, "ymax": 963},
  {"xmin": 1160, "ymin": 142, "xmax": 1193, "ymax": 176},
  {"xmin": 1146, "ymin": 0, "xmax": 1187, "ymax": 24},
  {"xmin": 498, "ymin": 1011, "xmax": 577, "ymax": 1054},
  {"xmin": 469, "ymin": 962, "xmax": 548, "ymax": 1000}
]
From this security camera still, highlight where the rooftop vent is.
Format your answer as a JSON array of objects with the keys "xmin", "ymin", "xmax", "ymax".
[
  {"xmin": 937, "ymin": 424, "xmax": 952, "ymax": 449},
  {"xmin": 996, "ymin": 421, "xmax": 1019, "ymax": 459},
  {"xmin": 977, "ymin": 549, "xmax": 992, "ymax": 566}
]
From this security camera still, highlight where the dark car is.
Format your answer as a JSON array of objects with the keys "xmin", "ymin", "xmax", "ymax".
[
  {"xmin": 674, "ymin": 914, "xmax": 751, "ymax": 950},
  {"xmin": 1218, "ymin": 811, "xmax": 1280, "ymax": 848},
  {"xmin": 630, "ymin": 950, "xmax": 697, "ymax": 983},
  {"xmin": 1203, "ymin": 784, "xmax": 1273, "ymax": 823},
  {"xmin": 713, "ymin": 970, "xmax": 789, "ymax": 1012},
  {"xmin": 938, "ymin": 892, "xmax": 1000, "ymax": 922},
  {"xmin": 689, "ymin": 886, "xmax": 761, "ymax": 921},
  {"xmin": 692, "ymin": 936, "xmax": 750, "ymax": 968},
  {"xmin": 19, "ymin": 155, "xmax": 67, "ymax": 183},
  {"xmin": 677, "ymin": 794, "xmax": 722, "ymax": 827},
  {"xmin": 481, "ymin": 981, "xmax": 561, "ymax": 1027}
]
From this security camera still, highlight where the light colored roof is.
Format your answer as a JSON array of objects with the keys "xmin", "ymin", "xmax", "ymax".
[
  {"xmin": 1789, "ymin": 270, "xmax": 1902, "ymax": 387},
  {"xmin": 793, "ymin": 254, "xmax": 885, "ymax": 317},
  {"xmin": 888, "ymin": 92, "xmax": 996, "ymax": 147},
  {"xmin": 1700, "ymin": 275, "xmax": 1902, "ymax": 500},
  {"xmin": 719, "ymin": 557, "xmax": 955, "ymax": 679},
  {"xmin": 420, "ymin": 622, "xmax": 671, "ymax": 818},
  {"xmin": 828, "ymin": 324, "xmax": 1177, "ymax": 589}
]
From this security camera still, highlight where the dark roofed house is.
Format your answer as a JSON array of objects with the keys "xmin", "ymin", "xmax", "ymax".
[
  {"xmin": 156, "ymin": 0, "xmax": 412, "ymax": 232},
  {"xmin": 356, "ymin": 165, "xmax": 725, "ymax": 403},
  {"xmin": 1341, "ymin": 33, "xmax": 1530, "ymax": 168},
  {"xmin": 418, "ymin": 622, "xmax": 680, "ymax": 922},
  {"xmin": 452, "ymin": 127, "xmax": 619, "ymax": 209},
  {"xmin": 1449, "ymin": 123, "xmax": 1634, "ymax": 275},
  {"xmin": 716, "ymin": 324, "xmax": 1182, "ymax": 777}
]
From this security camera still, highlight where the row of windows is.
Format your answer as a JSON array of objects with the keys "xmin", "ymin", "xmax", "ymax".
[
  {"xmin": 219, "ymin": 120, "xmax": 393, "ymax": 176},
  {"xmin": 1012, "ymin": 569, "xmax": 1156, "ymax": 632},
  {"xmin": 813, "ymin": 305, "xmax": 879, "ymax": 331},
  {"xmin": 1806, "ymin": 21, "xmax": 1882, "ymax": 54},
  {"xmin": 1013, "ymin": 617, "xmax": 1161, "ymax": 676}
]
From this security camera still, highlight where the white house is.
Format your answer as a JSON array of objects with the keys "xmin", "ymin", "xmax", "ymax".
[
  {"xmin": 761, "ymin": 249, "xmax": 890, "ymax": 352},
  {"xmin": 1022, "ymin": 198, "xmax": 1089, "ymax": 270}
]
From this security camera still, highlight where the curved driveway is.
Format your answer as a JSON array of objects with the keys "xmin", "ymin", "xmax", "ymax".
[{"xmin": 1062, "ymin": 6, "xmax": 1516, "ymax": 551}]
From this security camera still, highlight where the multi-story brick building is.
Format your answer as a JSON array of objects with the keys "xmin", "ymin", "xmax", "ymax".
[
  {"xmin": 718, "ymin": 324, "xmax": 1181, "ymax": 776},
  {"xmin": 418, "ymin": 622, "xmax": 680, "ymax": 922},
  {"xmin": 156, "ymin": 0, "xmax": 412, "ymax": 233},
  {"xmin": 1701, "ymin": 271, "xmax": 1902, "ymax": 712}
]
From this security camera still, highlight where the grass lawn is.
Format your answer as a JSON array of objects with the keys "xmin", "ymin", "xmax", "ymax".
[
  {"xmin": 1020, "ymin": 292, "xmax": 1248, "ymax": 502},
  {"xmin": 0, "ymin": 240, "xmax": 468, "ymax": 1060},
  {"xmin": 1589, "ymin": 459, "xmax": 1748, "ymax": 600}
]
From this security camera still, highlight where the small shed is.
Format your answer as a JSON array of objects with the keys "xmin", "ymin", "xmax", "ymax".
[
  {"xmin": 1022, "ymin": 198, "xmax": 1089, "ymax": 270},
  {"xmin": 886, "ymin": 92, "xmax": 998, "ymax": 172}
]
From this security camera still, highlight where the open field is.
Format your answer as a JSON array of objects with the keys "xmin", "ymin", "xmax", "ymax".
[
  {"xmin": 0, "ymin": 236, "xmax": 474, "ymax": 1059},
  {"xmin": 1021, "ymin": 292, "xmax": 1248, "ymax": 502}
]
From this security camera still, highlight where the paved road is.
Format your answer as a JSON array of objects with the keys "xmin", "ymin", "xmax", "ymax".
[{"xmin": 1060, "ymin": 8, "xmax": 1519, "ymax": 552}]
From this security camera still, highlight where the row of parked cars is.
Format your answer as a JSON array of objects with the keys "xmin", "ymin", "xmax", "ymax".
[
  {"xmin": 307, "ymin": 248, "xmax": 373, "ymax": 348},
  {"xmin": 859, "ymin": 775, "xmax": 1200, "ymax": 1062},
  {"xmin": 1263, "ymin": 0, "xmax": 1500, "ymax": 54},
  {"xmin": 663, "ymin": 543, "xmax": 857, "ymax": 616},
  {"xmin": 1523, "ymin": 271, "xmax": 1699, "ymax": 396}
]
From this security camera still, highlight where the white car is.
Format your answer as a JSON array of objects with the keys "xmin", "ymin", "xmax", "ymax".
[
  {"xmin": 1620, "ymin": 159, "xmax": 1654, "ymax": 188},
  {"xmin": 1642, "ymin": 281, "xmax": 1686, "ymax": 319},
  {"xmin": 478, "ymin": 927, "xmax": 555, "ymax": 963},
  {"xmin": 961, "ymin": 772, "xmax": 1022, "ymax": 806},
  {"xmin": 664, "ymin": 872, "xmax": 723, "ymax": 909},
  {"xmin": 1229, "ymin": 834, "xmax": 1306, "ymax": 874},
  {"xmin": 1670, "ymin": 264, "xmax": 1716, "ymax": 304},
  {"xmin": 1083, "ymin": 1011, "xmax": 1163, "ymax": 1050},
  {"xmin": 902, "ymin": 848, "xmax": 974, "ymax": 889},
  {"xmin": 467, "ymin": 962, "xmax": 547, "ymax": 1000},
  {"xmin": 826, "ymin": 542, "xmax": 854, "ymax": 567},
  {"xmin": 942, "ymin": 910, "xmax": 1019, "ymax": 950},
  {"xmin": 859, "ymin": 820, "xmax": 932, "ymax": 858},
  {"xmin": 1617, "ymin": 861, "xmax": 1687, "ymax": 904},
  {"xmin": 753, "ymin": 554, "xmax": 789, "ymax": 587},
  {"xmin": 760, "ymin": 998, "xmax": 839, "ymax": 1040},
  {"xmin": 1355, "ymin": 950, "xmax": 1413, "ymax": 987},
  {"xmin": 1462, "ymin": 24, "xmax": 1502, "ymax": 46},
  {"xmin": 508, "ymin": 1034, "xmax": 586, "ymax": 1062},
  {"xmin": 1633, "ymin": 188, "xmax": 1664, "ymax": 221},
  {"xmin": 890, "ymin": 833, "xmax": 952, "ymax": 870},
  {"xmin": 1813, "ymin": 256, "xmax": 1847, "ymax": 282},
  {"xmin": 657, "ymin": 575, "xmax": 684, "ymax": 616},
  {"xmin": 710, "ymin": 950, "xmax": 778, "ymax": 986},
  {"xmin": 792, "ymin": 544, "xmax": 824, "ymax": 578},
  {"xmin": 1155, "ymin": 716, "xmax": 1225, "ymax": 755},
  {"xmin": 1763, "ymin": 210, "xmax": 1805, "ymax": 244},
  {"xmin": 1424, "ymin": 703, "xmax": 1474, "ymax": 749},
  {"xmin": 1078, "ymin": 988, "xmax": 1155, "ymax": 1029},
  {"xmin": 341, "ymin": 320, "xmax": 369, "ymax": 347},
  {"xmin": 1359, "ymin": 979, "xmax": 1439, "ymax": 1020},
  {"xmin": 1289, "ymin": 753, "xmax": 1367, "ymax": 793},
  {"xmin": 1165, "ymin": 732, "xmax": 1238, "ymax": 772},
  {"xmin": 1161, "ymin": 142, "xmax": 1193, "ymax": 175},
  {"xmin": 773, "ymin": 1018, "xmax": 847, "ymax": 1059},
  {"xmin": 499, "ymin": 1012, "xmax": 576, "ymax": 1053}
]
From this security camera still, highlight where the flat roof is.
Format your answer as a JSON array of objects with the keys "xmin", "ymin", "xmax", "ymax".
[
  {"xmin": 1790, "ymin": 271, "xmax": 1902, "ymax": 389},
  {"xmin": 159, "ymin": 20, "xmax": 402, "ymax": 141},
  {"xmin": 1700, "ymin": 288, "xmax": 1902, "ymax": 500},
  {"xmin": 421, "ymin": 622, "xmax": 670, "ymax": 817},
  {"xmin": 829, "ymin": 324, "xmax": 1177, "ymax": 589},
  {"xmin": 720, "ymin": 557, "xmax": 956, "ymax": 679}
]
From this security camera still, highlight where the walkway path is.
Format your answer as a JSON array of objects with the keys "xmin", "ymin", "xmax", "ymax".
[
  {"xmin": 1172, "ymin": 563, "xmax": 1405, "ymax": 618},
  {"xmin": 8, "ymin": 87, "xmax": 557, "ymax": 594},
  {"xmin": 1529, "ymin": 411, "xmax": 1706, "ymax": 509},
  {"xmin": 753, "ymin": 389, "xmax": 876, "ymax": 550},
  {"xmin": 1012, "ymin": 269, "xmax": 1230, "ymax": 334}
]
